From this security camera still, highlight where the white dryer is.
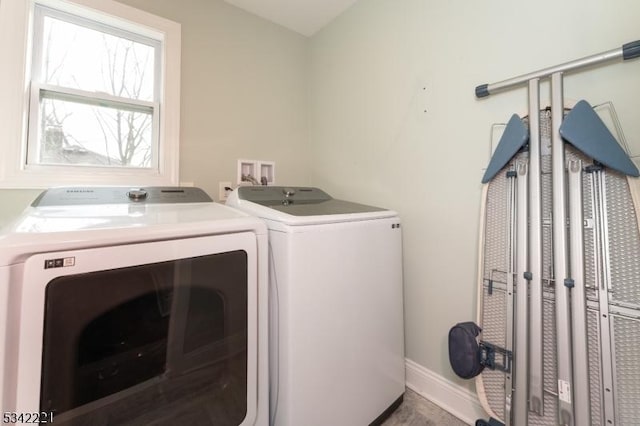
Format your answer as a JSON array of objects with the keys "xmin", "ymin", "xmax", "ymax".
[
  {"xmin": 227, "ymin": 186, "xmax": 405, "ymax": 426},
  {"xmin": 0, "ymin": 187, "xmax": 268, "ymax": 426}
]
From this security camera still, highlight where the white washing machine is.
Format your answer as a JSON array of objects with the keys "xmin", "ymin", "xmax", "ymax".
[
  {"xmin": 0, "ymin": 187, "xmax": 268, "ymax": 426},
  {"xmin": 227, "ymin": 186, "xmax": 405, "ymax": 426}
]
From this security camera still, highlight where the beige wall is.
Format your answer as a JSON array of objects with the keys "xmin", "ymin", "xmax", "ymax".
[
  {"xmin": 0, "ymin": 190, "xmax": 41, "ymax": 227},
  {"xmin": 308, "ymin": 0, "xmax": 640, "ymax": 389},
  {"xmin": 0, "ymin": 0, "xmax": 310, "ymax": 227}
]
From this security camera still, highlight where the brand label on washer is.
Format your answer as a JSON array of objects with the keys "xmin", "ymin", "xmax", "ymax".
[{"xmin": 44, "ymin": 257, "xmax": 76, "ymax": 269}]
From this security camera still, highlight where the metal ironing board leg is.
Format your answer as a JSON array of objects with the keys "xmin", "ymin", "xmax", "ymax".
[
  {"xmin": 568, "ymin": 160, "xmax": 591, "ymax": 425},
  {"xmin": 504, "ymin": 166, "xmax": 517, "ymax": 426},
  {"xmin": 527, "ymin": 78, "xmax": 544, "ymax": 417},
  {"xmin": 590, "ymin": 168, "xmax": 617, "ymax": 425},
  {"xmin": 514, "ymin": 160, "xmax": 529, "ymax": 426},
  {"xmin": 551, "ymin": 72, "xmax": 574, "ymax": 426}
]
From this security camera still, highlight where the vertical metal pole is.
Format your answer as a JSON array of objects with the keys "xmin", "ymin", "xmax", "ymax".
[
  {"xmin": 568, "ymin": 160, "xmax": 591, "ymax": 425},
  {"xmin": 592, "ymin": 169, "xmax": 617, "ymax": 425},
  {"xmin": 514, "ymin": 161, "xmax": 529, "ymax": 426},
  {"xmin": 505, "ymin": 169, "xmax": 517, "ymax": 426},
  {"xmin": 527, "ymin": 78, "xmax": 544, "ymax": 417},
  {"xmin": 551, "ymin": 72, "xmax": 574, "ymax": 426}
]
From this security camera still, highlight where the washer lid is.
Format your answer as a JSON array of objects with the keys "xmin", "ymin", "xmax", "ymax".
[{"xmin": 230, "ymin": 186, "xmax": 396, "ymax": 225}]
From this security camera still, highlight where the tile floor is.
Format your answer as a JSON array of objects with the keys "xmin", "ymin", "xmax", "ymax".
[{"xmin": 381, "ymin": 388, "xmax": 469, "ymax": 426}]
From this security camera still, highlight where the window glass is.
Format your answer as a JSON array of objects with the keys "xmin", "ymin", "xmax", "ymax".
[
  {"xmin": 37, "ymin": 93, "xmax": 153, "ymax": 167},
  {"xmin": 40, "ymin": 14, "xmax": 156, "ymax": 101},
  {"xmin": 28, "ymin": 4, "xmax": 160, "ymax": 170}
]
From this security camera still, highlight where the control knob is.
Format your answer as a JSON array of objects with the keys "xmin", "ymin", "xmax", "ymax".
[{"xmin": 127, "ymin": 189, "xmax": 148, "ymax": 201}]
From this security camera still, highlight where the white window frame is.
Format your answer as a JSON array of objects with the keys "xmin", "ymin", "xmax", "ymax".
[{"xmin": 0, "ymin": 0, "xmax": 181, "ymax": 188}]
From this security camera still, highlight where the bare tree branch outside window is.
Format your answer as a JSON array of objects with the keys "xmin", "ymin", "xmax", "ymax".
[{"xmin": 38, "ymin": 15, "xmax": 155, "ymax": 168}]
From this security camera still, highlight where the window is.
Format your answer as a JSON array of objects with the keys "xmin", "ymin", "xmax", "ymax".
[
  {"xmin": 0, "ymin": 0, "xmax": 181, "ymax": 187},
  {"xmin": 30, "ymin": 5, "xmax": 160, "ymax": 169}
]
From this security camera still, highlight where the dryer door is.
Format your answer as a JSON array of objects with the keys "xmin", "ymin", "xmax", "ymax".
[{"xmin": 15, "ymin": 232, "xmax": 258, "ymax": 426}]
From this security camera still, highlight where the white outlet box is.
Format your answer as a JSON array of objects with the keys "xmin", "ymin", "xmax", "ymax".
[
  {"xmin": 237, "ymin": 159, "xmax": 258, "ymax": 184},
  {"xmin": 258, "ymin": 161, "xmax": 275, "ymax": 185},
  {"xmin": 219, "ymin": 181, "xmax": 232, "ymax": 201}
]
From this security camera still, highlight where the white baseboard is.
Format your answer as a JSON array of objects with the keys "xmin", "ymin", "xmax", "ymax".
[{"xmin": 405, "ymin": 358, "xmax": 488, "ymax": 425}]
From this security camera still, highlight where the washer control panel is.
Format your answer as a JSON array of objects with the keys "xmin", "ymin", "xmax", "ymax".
[
  {"xmin": 238, "ymin": 186, "xmax": 331, "ymax": 203},
  {"xmin": 235, "ymin": 186, "xmax": 386, "ymax": 216}
]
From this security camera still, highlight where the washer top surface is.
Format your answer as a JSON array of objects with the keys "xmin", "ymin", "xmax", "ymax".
[
  {"xmin": 227, "ymin": 186, "xmax": 397, "ymax": 225},
  {"xmin": 0, "ymin": 186, "xmax": 266, "ymax": 265}
]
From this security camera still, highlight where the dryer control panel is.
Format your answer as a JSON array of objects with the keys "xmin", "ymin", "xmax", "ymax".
[{"xmin": 32, "ymin": 187, "xmax": 213, "ymax": 207}]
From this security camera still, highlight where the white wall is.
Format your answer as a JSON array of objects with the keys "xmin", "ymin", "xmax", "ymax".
[
  {"xmin": 0, "ymin": 0, "xmax": 310, "ymax": 227},
  {"xmin": 308, "ymin": 0, "xmax": 640, "ymax": 390}
]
